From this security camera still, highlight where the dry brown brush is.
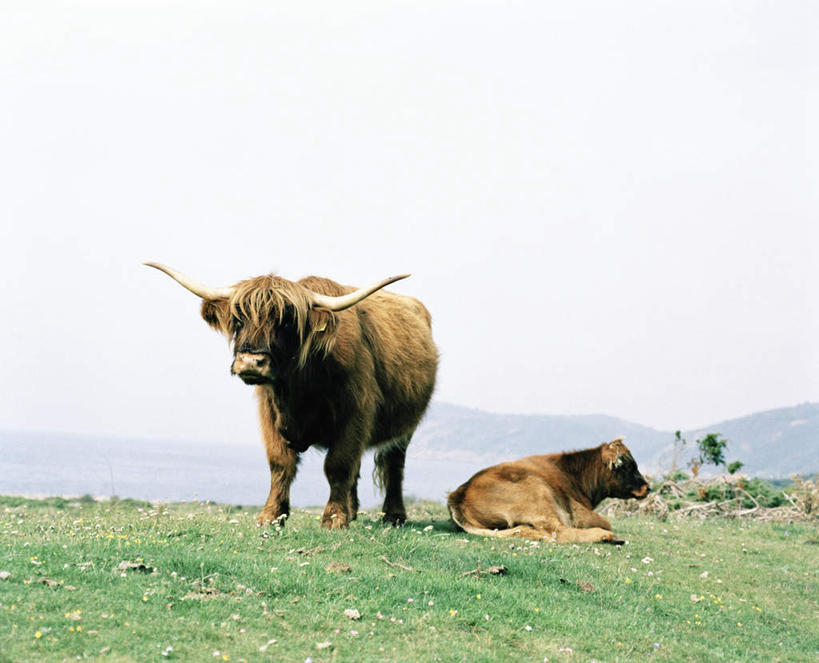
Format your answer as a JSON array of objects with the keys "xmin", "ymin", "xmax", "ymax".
[{"xmin": 600, "ymin": 475, "xmax": 819, "ymax": 522}]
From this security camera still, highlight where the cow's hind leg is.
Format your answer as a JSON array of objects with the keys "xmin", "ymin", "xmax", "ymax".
[
  {"xmin": 554, "ymin": 526, "xmax": 624, "ymax": 544},
  {"xmin": 494, "ymin": 525, "xmax": 553, "ymax": 540},
  {"xmin": 453, "ymin": 521, "xmax": 559, "ymax": 541},
  {"xmin": 374, "ymin": 436, "xmax": 410, "ymax": 525}
]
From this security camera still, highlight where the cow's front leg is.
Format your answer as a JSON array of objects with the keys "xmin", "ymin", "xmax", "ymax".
[
  {"xmin": 322, "ymin": 445, "xmax": 363, "ymax": 530},
  {"xmin": 569, "ymin": 500, "xmax": 613, "ymax": 531},
  {"xmin": 257, "ymin": 392, "xmax": 298, "ymax": 526}
]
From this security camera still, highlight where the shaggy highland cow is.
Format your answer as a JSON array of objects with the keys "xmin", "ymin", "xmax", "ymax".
[{"xmin": 145, "ymin": 262, "xmax": 438, "ymax": 529}]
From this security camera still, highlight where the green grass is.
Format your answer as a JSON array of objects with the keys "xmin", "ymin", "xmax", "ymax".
[{"xmin": 0, "ymin": 496, "xmax": 817, "ymax": 662}]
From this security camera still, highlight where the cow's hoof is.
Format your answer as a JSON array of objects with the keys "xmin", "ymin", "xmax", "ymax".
[
  {"xmin": 321, "ymin": 515, "xmax": 349, "ymax": 530},
  {"xmin": 257, "ymin": 512, "xmax": 288, "ymax": 527},
  {"xmin": 589, "ymin": 529, "xmax": 624, "ymax": 544},
  {"xmin": 321, "ymin": 504, "xmax": 349, "ymax": 529},
  {"xmin": 600, "ymin": 532, "xmax": 625, "ymax": 545},
  {"xmin": 382, "ymin": 512, "xmax": 406, "ymax": 527}
]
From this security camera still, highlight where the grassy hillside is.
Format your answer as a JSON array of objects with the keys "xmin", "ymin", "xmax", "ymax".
[{"xmin": 1, "ymin": 496, "xmax": 817, "ymax": 662}]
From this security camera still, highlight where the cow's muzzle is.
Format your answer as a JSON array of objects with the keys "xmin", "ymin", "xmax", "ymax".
[
  {"xmin": 631, "ymin": 483, "xmax": 650, "ymax": 499},
  {"xmin": 231, "ymin": 352, "xmax": 273, "ymax": 384}
]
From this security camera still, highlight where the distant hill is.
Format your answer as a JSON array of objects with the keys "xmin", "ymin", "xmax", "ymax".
[
  {"xmin": 685, "ymin": 402, "xmax": 819, "ymax": 478},
  {"xmin": 1, "ymin": 402, "xmax": 816, "ymax": 507},
  {"xmin": 410, "ymin": 402, "xmax": 668, "ymax": 466},
  {"xmin": 410, "ymin": 401, "xmax": 819, "ymax": 478}
]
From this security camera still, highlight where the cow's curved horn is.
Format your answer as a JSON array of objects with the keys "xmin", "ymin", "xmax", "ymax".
[
  {"xmin": 144, "ymin": 262, "xmax": 235, "ymax": 300},
  {"xmin": 309, "ymin": 274, "xmax": 410, "ymax": 311}
]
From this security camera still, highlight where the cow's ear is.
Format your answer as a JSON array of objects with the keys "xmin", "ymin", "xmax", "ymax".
[
  {"xmin": 603, "ymin": 437, "xmax": 626, "ymax": 469},
  {"xmin": 308, "ymin": 308, "xmax": 334, "ymax": 335},
  {"xmin": 201, "ymin": 298, "xmax": 230, "ymax": 334}
]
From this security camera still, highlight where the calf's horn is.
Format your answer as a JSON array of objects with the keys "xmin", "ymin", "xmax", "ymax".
[
  {"xmin": 309, "ymin": 274, "xmax": 410, "ymax": 311},
  {"xmin": 144, "ymin": 262, "xmax": 236, "ymax": 300}
]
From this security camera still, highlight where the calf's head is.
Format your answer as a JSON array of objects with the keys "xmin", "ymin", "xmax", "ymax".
[
  {"xmin": 601, "ymin": 437, "xmax": 650, "ymax": 500},
  {"xmin": 145, "ymin": 262, "xmax": 408, "ymax": 385}
]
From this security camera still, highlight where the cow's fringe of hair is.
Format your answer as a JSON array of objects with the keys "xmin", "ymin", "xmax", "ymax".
[{"xmin": 219, "ymin": 275, "xmax": 338, "ymax": 368}]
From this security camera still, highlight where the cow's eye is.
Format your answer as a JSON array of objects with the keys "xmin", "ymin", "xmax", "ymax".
[{"xmin": 233, "ymin": 318, "xmax": 244, "ymax": 333}]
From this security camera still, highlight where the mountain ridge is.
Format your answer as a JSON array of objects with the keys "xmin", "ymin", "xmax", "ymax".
[
  {"xmin": 409, "ymin": 401, "xmax": 819, "ymax": 478},
  {"xmin": 1, "ymin": 402, "xmax": 816, "ymax": 492}
]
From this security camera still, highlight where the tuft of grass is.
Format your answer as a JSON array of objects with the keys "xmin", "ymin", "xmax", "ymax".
[{"xmin": 0, "ymin": 498, "xmax": 816, "ymax": 662}]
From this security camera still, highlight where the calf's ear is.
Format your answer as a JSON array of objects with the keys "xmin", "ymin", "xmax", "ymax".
[{"xmin": 603, "ymin": 437, "xmax": 626, "ymax": 469}]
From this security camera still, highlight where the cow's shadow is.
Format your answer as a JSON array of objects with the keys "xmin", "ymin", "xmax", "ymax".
[
  {"xmin": 395, "ymin": 517, "xmax": 460, "ymax": 533},
  {"xmin": 410, "ymin": 518, "xmax": 463, "ymax": 532}
]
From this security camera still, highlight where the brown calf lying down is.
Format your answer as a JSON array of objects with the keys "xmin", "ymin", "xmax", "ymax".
[{"xmin": 447, "ymin": 437, "xmax": 649, "ymax": 543}]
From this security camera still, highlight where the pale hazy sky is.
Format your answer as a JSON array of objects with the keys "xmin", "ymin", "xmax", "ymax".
[{"xmin": 2, "ymin": 1, "xmax": 817, "ymax": 446}]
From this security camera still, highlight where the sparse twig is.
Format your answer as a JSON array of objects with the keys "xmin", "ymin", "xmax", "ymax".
[
  {"xmin": 460, "ymin": 565, "xmax": 508, "ymax": 577},
  {"xmin": 379, "ymin": 555, "xmax": 414, "ymax": 572}
]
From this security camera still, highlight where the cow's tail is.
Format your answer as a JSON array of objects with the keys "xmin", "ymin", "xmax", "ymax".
[{"xmin": 373, "ymin": 435, "xmax": 410, "ymax": 493}]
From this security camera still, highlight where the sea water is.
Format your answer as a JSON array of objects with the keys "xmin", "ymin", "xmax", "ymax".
[{"xmin": 0, "ymin": 430, "xmax": 485, "ymax": 509}]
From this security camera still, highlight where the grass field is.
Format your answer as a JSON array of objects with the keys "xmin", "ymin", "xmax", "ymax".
[{"xmin": 1, "ymin": 496, "xmax": 817, "ymax": 662}]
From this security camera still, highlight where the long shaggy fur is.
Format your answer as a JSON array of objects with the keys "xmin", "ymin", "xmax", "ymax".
[{"xmin": 195, "ymin": 271, "xmax": 438, "ymax": 529}]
